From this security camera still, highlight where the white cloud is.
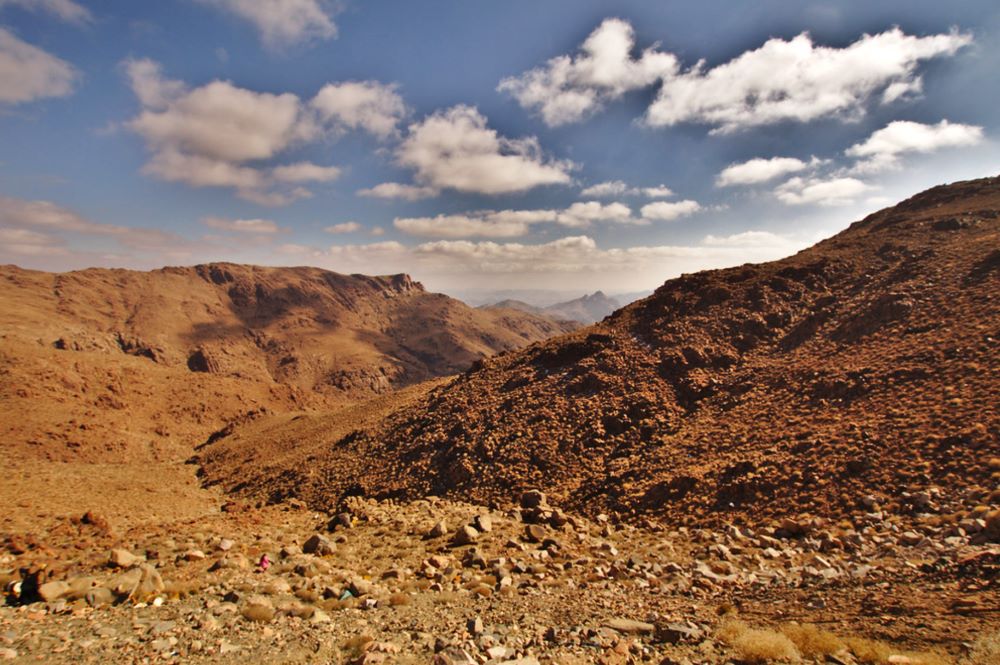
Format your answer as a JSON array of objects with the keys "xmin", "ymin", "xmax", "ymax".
[
  {"xmin": 312, "ymin": 81, "xmax": 406, "ymax": 140},
  {"xmin": 357, "ymin": 182, "xmax": 440, "ymax": 201},
  {"xmin": 397, "ymin": 105, "xmax": 573, "ymax": 195},
  {"xmin": 203, "ymin": 216, "xmax": 283, "ymax": 234},
  {"xmin": 0, "ymin": 27, "xmax": 76, "ymax": 104},
  {"xmin": 580, "ymin": 180, "xmax": 674, "ymax": 198},
  {"xmin": 0, "ymin": 0, "xmax": 92, "ymax": 24},
  {"xmin": 646, "ymin": 28, "xmax": 971, "ymax": 133},
  {"xmin": 271, "ymin": 161, "xmax": 341, "ymax": 183},
  {"xmin": 501, "ymin": 20, "xmax": 971, "ymax": 133},
  {"xmin": 498, "ymin": 18, "xmax": 678, "ymax": 126},
  {"xmin": 774, "ymin": 176, "xmax": 873, "ymax": 206},
  {"xmin": 557, "ymin": 201, "xmax": 633, "ymax": 227},
  {"xmin": 126, "ymin": 59, "xmax": 356, "ymax": 205},
  {"xmin": 640, "ymin": 200, "xmax": 701, "ymax": 221},
  {"xmin": 702, "ymin": 230, "xmax": 799, "ymax": 249},
  {"xmin": 716, "ymin": 156, "xmax": 813, "ymax": 187},
  {"xmin": 200, "ymin": 0, "xmax": 337, "ymax": 47},
  {"xmin": 394, "ymin": 210, "xmax": 557, "ymax": 239},
  {"xmin": 642, "ymin": 185, "xmax": 674, "ymax": 198},
  {"xmin": 394, "ymin": 202, "xmax": 639, "ymax": 238},
  {"xmin": 845, "ymin": 119, "xmax": 984, "ymax": 173},
  {"xmin": 325, "ymin": 221, "xmax": 361, "ymax": 234}
]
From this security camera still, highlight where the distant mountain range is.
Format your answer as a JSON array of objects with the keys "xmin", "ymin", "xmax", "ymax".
[{"xmin": 481, "ymin": 290, "xmax": 633, "ymax": 324}]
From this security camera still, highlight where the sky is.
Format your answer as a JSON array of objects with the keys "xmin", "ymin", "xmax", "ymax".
[{"xmin": 1, "ymin": 0, "xmax": 998, "ymax": 299}]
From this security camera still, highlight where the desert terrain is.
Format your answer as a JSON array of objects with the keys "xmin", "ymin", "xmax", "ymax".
[{"xmin": 0, "ymin": 178, "xmax": 998, "ymax": 664}]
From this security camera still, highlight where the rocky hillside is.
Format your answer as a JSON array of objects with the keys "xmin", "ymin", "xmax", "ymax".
[
  {"xmin": 0, "ymin": 263, "xmax": 574, "ymax": 466},
  {"xmin": 201, "ymin": 176, "xmax": 1000, "ymax": 526}
]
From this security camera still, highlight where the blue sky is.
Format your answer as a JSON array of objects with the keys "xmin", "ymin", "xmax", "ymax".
[{"xmin": 1, "ymin": 0, "xmax": 998, "ymax": 296}]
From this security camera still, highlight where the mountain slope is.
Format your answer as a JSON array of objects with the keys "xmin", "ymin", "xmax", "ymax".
[
  {"xmin": 0, "ymin": 262, "xmax": 575, "ymax": 466},
  {"xmin": 201, "ymin": 176, "xmax": 1000, "ymax": 525},
  {"xmin": 543, "ymin": 290, "xmax": 620, "ymax": 323}
]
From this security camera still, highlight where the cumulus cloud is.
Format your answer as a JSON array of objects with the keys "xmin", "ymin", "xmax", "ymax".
[
  {"xmin": 580, "ymin": 180, "xmax": 674, "ymax": 198},
  {"xmin": 640, "ymin": 200, "xmax": 701, "ymax": 221},
  {"xmin": 312, "ymin": 81, "xmax": 406, "ymax": 140},
  {"xmin": 199, "ymin": 0, "xmax": 337, "ymax": 47},
  {"xmin": 646, "ymin": 28, "xmax": 971, "ymax": 132},
  {"xmin": 845, "ymin": 119, "xmax": 984, "ymax": 173},
  {"xmin": 0, "ymin": 0, "xmax": 92, "ymax": 24},
  {"xmin": 394, "ymin": 210, "xmax": 558, "ymax": 239},
  {"xmin": 716, "ymin": 156, "xmax": 815, "ymax": 187},
  {"xmin": 0, "ymin": 27, "xmax": 76, "ymax": 104},
  {"xmin": 125, "ymin": 59, "xmax": 363, "ymax": 205},
  {"xmin": 774, "ymin": 176, "xmax": 873, "ymax": 206},
  {"xmin": 498, "ymin": 18, "xmax": 678, "ymax": 126},
  {"xmin": 394, "ymin": 202, "xmax": 639, "ymax": 238},
  {"xmin": 357, "ymin": 182, "xmax": 440, "ymax": 201},
  {"xmin": 397, "ymin": 105, "xmax": 573, "ymax": 195},
  {"xmin": 271, "ymin": 162, "xmax": 342, "ymax": 183},
  {"xmin": 557, "ymin": 201, "xmax": 633, "ymax": 227},
  {"xmin": 501, "ymin": 20, "xmax": 970, "ymax": 133},
  {"xmin": 325, "ymin": 221, "xmax": 361, "ymax": 234},
  {"xmin": 203, "ymin": 216, "xmax": 283, "ymax": 234},
  {"xmin": 702, "ymin": 230, "xmax": 800, "ymax": 249}
]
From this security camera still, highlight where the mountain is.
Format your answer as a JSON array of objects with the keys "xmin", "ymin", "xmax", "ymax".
[
  {"xmin": 543, "ymin": 291, "xmax": 621, "ymax": 323},
  {"xmin": 0, "ymin": 262, "xmax": 576, "ymax": 468},
  {"xmin": 481, "ymin": 291, "xmax": 621, "ymax": 324},
  {"xmin": 200, "ymin": 176, "xmax": 1000, "ymax": 526}
]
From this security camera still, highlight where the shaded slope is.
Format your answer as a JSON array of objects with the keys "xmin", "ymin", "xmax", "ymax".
[
  {"xmin": 0, "ymin": 263, "xmax": 574, "ymax": 465},
  {"xmin": 202, "ymin": 176, "xmax": 1000, "ymax": 525}
]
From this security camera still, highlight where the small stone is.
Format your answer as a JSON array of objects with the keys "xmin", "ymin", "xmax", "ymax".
[
  {"xmin": 0, "ymin": 649, "xmax": 15, "ymax": 660},
  {"xmin": 150, "ymin": 621, "xmax": 176, "ymax": 635},
  {"xmin": 217, "ymin": 539, "xmax": 234, "ymax": 552},
  {"xmin": 467, "ymin": 617, "xmax": 483, "ymax": 635},
  {"xmin": 242, "ymin": 602, "xmax": 275, "ymax": 623},
  {"xmin": 452, "ymin": 525, "xmax": 480, "ymax": 546},
  {"xmin": 474, "ymin": 514, "xmax": 493, "ymax": 533},
  {"xmin": 303, "ymin": 534, "xmax": 336, "ymax": 555},
  {"xmin": 524, "ymin": 524, "xmax": 546, "ymax": 543},
  {"xmin": 38, "ymin": 581, "xmax": 70, "ymax": 602},
  {"xmin": 109, "ymin": 549, "xmax": 142, "ymax": 569},
  {"xmin": 183, "ymin": 549, "xmax": 207, "ymax": 561},
  {"xmin": 604, "ymin": 618, "xmax": 655, "ymax": 635},
  {"xmin": 520, "ymin": 490, "xmax": 548, "ymax": 510},
  {"xmin": 429, "ymin": 521, "xmax": 449, "ymax": 538}
]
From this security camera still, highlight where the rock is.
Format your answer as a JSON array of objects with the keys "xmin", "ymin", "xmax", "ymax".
[
  {"xmin": 655, "ymin": 622, "xmax": 703, "ymax": 644},
  {"xmin": 183, "ymin": 549, "xmax": 207, "ymax": 561},
  {"xmin": 524, "ymin": 524, "xmax": 546, "ymax": 543},
  {"xmin": 242, "ymin": 597, "xmax": 275, "ymax": 623},
  {"xmin": 85, "ymin": 587, "xmax": 114, "ymax": 607},
  {"xmin": 217, "ymin": 538, "xmax": 234, "ymax": 552},
  {"xmin": 350, "ymin": 578, "xmax": 374, "ymax": 597},
  {"xmin": 303, "ymin": 534, "xmax": 335, "ymax": 556},
  {"xmin": 108, "ymin": 549, "xmax": 142, "ymax": 569},
  {"xmin": 520, "ymin": 490, "xmax": 548, "ymax": 510},
  {"xmin": 452, "ymin": 525, "xmax": 480, "ymax": 546},
  {"xmin": 0, "ymin": 648, "xmax": 17, "ymax": 660},
  {"xmin": 474, "ymin": 514, "xmax": 493, "ymax": 533},
  {"xmin": 604, "ymin": 618, "xmax": 655, "ymax": 635},
  {"xmin": 38, "ymin": 581, "xmax": 70, "ymax": 602},
  {"xmin": 899, "ymin": 531, "xmax": 923, "ymax": 546},
  {"xmin": 330, "ymin": 513, "xmax": 353, "ymax": 530},
  {"xmin": 429, "ymin": 520, "xmax": 449, "ymax": 538},
  {"xmin": 467, "ymin": 617, "xmax": 484, "ymax": 635},
  {"xmin": 433, "ymin": 647, "xmax": 477, "ymax": 665}
]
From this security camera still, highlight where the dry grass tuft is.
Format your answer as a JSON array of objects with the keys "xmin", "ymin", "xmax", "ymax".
[
  {"xmin": 388, "ymin": 591, "xmax": 410, "ymax": 606},
  {"xmin": 844, "ymin": 637, "xmax": 954, "ymax": 665},
  {"xmin": 781, "ymin": 623, "xmax": 846, "ymax": 659},
  {"xmin": 965, "ymin": 630, "xmax": 1000, "ymax": 665},
  {"xmin": 718, "ymin": 619, "xmax": 801, "ymax": 663}
]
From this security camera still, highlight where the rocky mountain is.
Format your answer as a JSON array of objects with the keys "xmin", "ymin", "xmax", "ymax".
[
  {"xmin": 201, "ymin": 176, "xmax": 1000, "ymax": 527},
  {"xmin": 0, "ymin": 262, "xmax": 575, "ymax": 467},
  {"xmin": 482, "ymin": 291, "xmax": 621, "ymax": 324}
]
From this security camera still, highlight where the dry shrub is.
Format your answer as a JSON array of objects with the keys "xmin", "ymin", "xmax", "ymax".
[
  {"xmin": 388, "ymin": 591, "xmax": 410, "ymax": 606},
  {"xmin": 341, "ymin": 634, "xmax": 374, "ymax": 657},
  {"xmin": 966, "ymin": 629, "xmax": 1000, "ymax": 665},
  {"xmin": 845, "ymin": 637, "xmax": 953, "ymax": 665},
  {"xmin": 718, "ymin": 619, "xmax": 801, "ymax": 663},
  {"xmin": 781, "ymin": 623, "xmax": 845, "ymax": 658}
]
